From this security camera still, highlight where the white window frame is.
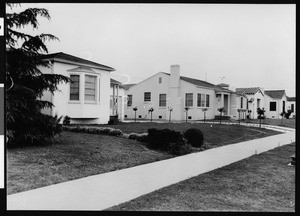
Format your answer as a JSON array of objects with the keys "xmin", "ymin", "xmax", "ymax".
[
  {"xmin": 69, "ymin": 74, "xmax": 80, "ymax": 102},
  {"xmin": 144, "ymin": 92, "xmax": 151, "ymax": 102},
  {"xmin": 159, "ymin": 94, "xmax": 166, "ymax": 107},
  {"xmin": 185, "ymin": 93, "xmax": 193, "ymax": 107},
  {"xmin": 84, "ymin": 74, "xmax": 97, "ymax": 103}
]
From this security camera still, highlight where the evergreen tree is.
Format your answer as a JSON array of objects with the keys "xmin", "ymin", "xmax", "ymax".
[{"xmin": 6, "ymin": 4, "xmax": 69, "ymax": 146}]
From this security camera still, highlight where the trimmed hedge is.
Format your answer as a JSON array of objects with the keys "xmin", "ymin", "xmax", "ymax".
[
  {"xmin": 147, "ymin": 128, "xmax": 192, "ymax": 155},
  {"xmin": 63, "ymin": 125, "xmax": 123, "ymax": 137},
  {"xmin": 183, "ymin": 128, "xmax": 204, "ymax": 148}
]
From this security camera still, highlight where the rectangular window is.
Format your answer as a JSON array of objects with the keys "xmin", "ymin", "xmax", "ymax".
[
  {"xmin": 270, "ymin": 102, "xmax": 276, "ymax": 111},
  {"xmin": 159, "ymin": 94, "xmax": 166, "ymax": 107},
  {"xmin": 144, "ymin": 92, "xmax": 151, "ymax": 102},
  {"xmin": 185, "ymin": 93, "xmax": 193, "ymax": 107},
  {"xmin": 257, "ymin": 99, "xmax": 260, "ymax": 108},
  {"xmin": 206, "ymin": 95, "xmax": 210, "ymax": 107},
  {"xmin": 127, "ymin": 95, "xmax": 132, "ymax": 107},
  {"xmin": 201, "ymin": 94, "xmax": 205, "ymax": 107},
  {"xmin": 197, "ymin": 94, "xmax": 201, "ymax": 107},
  {"xmin": 70, "ymin": 75, "xmax": 80, "ymax": 100},
  {"xmin": 85, "ymin": 75, "xmax": 96, "ymax": 101},
  {"xmin": 158, "ymin": 77, "xmax": 162, "ymax": 84},
  {"xmin": 240, "ymin": 97, "xmax": 243, "ymax": 108},
  {"xmin": 246, "ymin": 99, "xmax": 249, "ymax": 109},
  {"xmin": 291, "ymin": 104, "xmax": 294, "ymax": 112}
]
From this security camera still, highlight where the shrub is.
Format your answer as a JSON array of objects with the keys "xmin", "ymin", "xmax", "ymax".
[
  {"xmin": 147, "ymin": 128, "xmax": 185, "ymax": 152},
  {"xmin": 169, "ymin": 142, "xmax": 192, "ymax": 156},
  {"xmin": 128, "ymin": 132, "xmax": 148, "ymax": 142},
  {"xmin": 183, "ymin": 128, "xmax": 204, "ymax": 148},
  {"xmin": 108, "ymin": 115, "xmax": 119, "ymax": 125},
  {"xmin": 63, "ymin": 116, "xmax": 71, "ymax": 125}
]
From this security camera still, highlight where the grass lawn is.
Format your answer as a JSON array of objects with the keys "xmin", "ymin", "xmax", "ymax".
[
  {"xmin": 97, "ymin": 122, "xmax": 281, "ymax": 149},
  {"xmin": 108, "ymin": 142, "xmax": 295, "ymax": 211},
  {"xmin": 246, "ymin": 118, "xmax": 295, "ymax": 129},
  {"xmin": 7, "ymin": 132, "xmax": 174, "ymax": 195},
  {"xmin": 7, "ymin": 123, "xmax": 282, "ymax": 195}
]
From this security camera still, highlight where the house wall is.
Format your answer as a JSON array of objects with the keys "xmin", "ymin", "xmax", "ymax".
[
  {"xmin": 264, "ymin": 94, "xmax": 287, "ymax": 119},
  {"xmin": 245, "ymin": 92, "xmax": 264, "ymax": 119},
  {"xmin": 40, "ymin": 61, "xmax": 111, "ymax": 124},
  {"xmin": 287, "ymin": 101, "xmax": 296, "ymax": 117},
  {"xmin": 230, "ymin": 94, "xmax": 248, "ymax": 120},
  {"xmin": 123, "ymin": 70, "xmax": 216, "ymax": 121},
  {"xmin": 124, "ymin": 72, "xmax": 171, "ymax": 121}
]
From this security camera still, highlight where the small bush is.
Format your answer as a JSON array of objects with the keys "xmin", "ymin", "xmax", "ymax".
[
  {"xmin": 63, "ymin": 116, "xmax": 71, "ymax": 125},
  {"xmin": 108, "ymin": 116, "xmax": 119, "ymax": 125},
  {"xmin": 147, "ymin": 128, "xmax": 186, "ymax": 153},
  {"xmin": 183, "ymin": 128, "xmax": 204, "ymax": 148}
]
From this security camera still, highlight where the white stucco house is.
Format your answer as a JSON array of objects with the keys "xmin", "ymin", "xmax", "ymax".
[
  {"xmin": 263, "ymin": 90, "xmax": 288, "ymax": 119},
  {"xmin": 287, "ymin": 96, "xmax": 296, "ymax": 118},
  {"xmin": 123, "ymin": 65, "xmax": 247, "ymax": 121},
  {"xmin": 235, "ymin": 87, "xmax": 264, "ymax": 119},
  {"xmin": 39, "ymin": 52, "xmax": 115, "ymax": 124},
  {"xmin": 110, "ymin": 78, "xmax": 125, "ymax": 122}
]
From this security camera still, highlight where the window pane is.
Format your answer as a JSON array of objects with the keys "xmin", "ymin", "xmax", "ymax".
[
  {"xmin": 70, "ymin": 75, "xmax": 79, "ymax": 101},
  {"xmin": 127, "ymin": 95, "xmax": 132, "ymax": 106},
  {"xmin": 85, "ymin": 75, "xmax": 96, "ymax": 101},
  {"xmin": 206, "ymin": 95, "xmax": 210, "ymax": 107},
  {"xmin": 197, "ymin": 94, "xmax": 201, "ymax": 107},
  {"xmin": 240, "ymin": 97, "xmax": 243, "ymax": 108},
  {"xmin": 144, "ymin": 92, "xmax": 151, "ymax": 102},
  {"xmin": 185, "ymin": 93, "xmax": 193, "ymax": 107},
  {"xmin": 270, "ymin": 102, "xmax": 276, "ymax": 111},
  {"xmin": 159, "ymin": 94, "xmax": 166, "ymax": 107},
  {"xmin": 201, "ymin": 94, "xmax": 205, "ymax": 107}
]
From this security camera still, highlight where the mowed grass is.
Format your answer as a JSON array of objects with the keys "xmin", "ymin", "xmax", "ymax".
[
  {"xmin": 248, "ymin": 118, "xmax": 295, "ymax": 129},
  {"xmin": 7, "ymin": 132, "xmax": 174, "ymax": 195},
  {"xmin": 99, "ymin": 122, "xmax": 281, "ymax": 149},
  {"xmin": 7, "ymin": 123, "xmax": 282, "ymax": 195},
  {"xmin": 108, "ymin": 142, "xmax": 295, "ymax": 211}
]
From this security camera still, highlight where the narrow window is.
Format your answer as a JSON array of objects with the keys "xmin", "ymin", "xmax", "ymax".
[
  {"xmin": 185, "ymin": 93, "xmax": 193, "ymax": 107},
  {"xmin": 291, "ymin": 104, "xmax": 294, "ymax": 112},
  {"xmin": 240, "ymin": 97, "xmax": 243, "ymax": 109},
  {"xmin": 201, "ymin": 94, "xmax": 205, "ymax": 107},
  {"xmin": 70, "ymin": 75, "xmax": 80, "ymax": 100},
  {"xmin": 127, "ymin": 95, "xmax": 132, "ymax": 107},
  {"xmin": 144, "ymin": 92, "xmax": 151, "ymax": 102},
  {"xmin": 282, "ymin": 101, "xmax": 285, "ymax": 112},
  {"xmin": 206, "ymin": 95, "xmax": 210, "ymax": 107},
  {"xmin": 270, "ymin": 102, "xmax": 276, "ymax": 111},
  {"xmin": 246, "ymin": 99, "xmax": 249, "ymax": 109},
  {"xmin": 85, "ymin": 75, "xmax": 96, "ymax": 101},
  {"xmin": 158, "ymin": 77, "xmax": 162, "ymax": 84},
  {"xmin": 197, "ymin": 94, "xmax": 201, "ymax": 107},
  {"xmin": 159, "ymin": 94, "xmax": 166, "ymax": 107}
]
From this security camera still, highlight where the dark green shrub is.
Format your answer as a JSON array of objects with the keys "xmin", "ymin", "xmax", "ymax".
[
  {"xmin": 169, "ymin": 142, "xmax": 192, "ymax": 156},
  {"xmin": 63, "ymin": 116, "xmax": 71, "ymax": 125},
  {"xmin": 147, "ymin": 128, "xmax": 185, "ymax": 152},
  {"xmin": 108, "ymin": 115, "xmax": 119, "ymax": 125},
  {"xmin": 109, "ymin": 129, "xmax": 123, "ymax": 137},
  {"xmin": 183, "ymin": 128, "xmax": 204, "ymax": 148}
]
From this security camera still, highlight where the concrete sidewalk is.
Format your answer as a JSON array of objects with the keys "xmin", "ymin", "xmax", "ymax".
[{"xmin": 7, "ymin": 125, "xmax": 295, "ymax": 210}]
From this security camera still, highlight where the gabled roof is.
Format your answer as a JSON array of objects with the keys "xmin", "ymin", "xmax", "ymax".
[
  {"xmin": 236, "ymin": 87, "xmax": 263, "ymax": 95},
  {"xmin": 287, "ymin": 96, "xmax": 296, "ymax": 102},
  {"xmin": 110, "ymin": 78, "xmax": 122, "ymax": 85},
  {"xmin": 161, "ymin": 73, "xmax": 232, "ymax": 93},
  {"xmin": 264, "ymin": 90, "xmax": 286, "ymax": 99},
  {"xmin": 40, "ymin": 52, "xmax": 115, "ymax": 71}
]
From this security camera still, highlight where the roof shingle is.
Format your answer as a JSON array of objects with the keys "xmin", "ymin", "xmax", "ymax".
[
  {"xmin": 264, "ymin": 90, "xmax": 286, "ymax": 99},
  {"xmin": 236, "ymin": 87, "xmax": 262, "ymax": 95}
]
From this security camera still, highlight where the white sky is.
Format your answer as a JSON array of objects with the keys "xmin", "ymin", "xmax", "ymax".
[{"xmin": 9, "ymin": 3, "xmax": 296, "ymax": 96}]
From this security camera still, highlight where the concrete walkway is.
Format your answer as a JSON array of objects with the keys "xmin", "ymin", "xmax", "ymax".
[{"xmin": 7, "ymin": 125, "xmax": 295, "ymax": 210}]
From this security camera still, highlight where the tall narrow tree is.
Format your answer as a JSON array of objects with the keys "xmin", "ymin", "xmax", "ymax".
[{"xmin": 6, "ymin": 4, "xmax": 69, "ymax": 146}]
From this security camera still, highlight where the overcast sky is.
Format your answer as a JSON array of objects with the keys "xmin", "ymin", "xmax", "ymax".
[{"xmin": 10, "ymin": 3, "xmax": 296, "ymax": 96}]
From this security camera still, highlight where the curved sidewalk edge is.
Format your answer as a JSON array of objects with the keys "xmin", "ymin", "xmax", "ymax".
[{"xmin": 7, "ymin": 127, "xmax": 295, "ymax": 210}]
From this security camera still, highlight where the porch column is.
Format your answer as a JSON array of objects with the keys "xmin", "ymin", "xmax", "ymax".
[
  {"xmin": 112, "ymin": 85, "xmax": 115, "ymax": 115},
  {"xmin": 227, "ymin": 94, "xmax": 230, "ymax": 115},
  {"xmin": 116, "ymin": 85, "xmax": 119, "ymax": 116},
  {"xmin": 221, "ymin": 93, "xmax": 224, "ymax": 108}
]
